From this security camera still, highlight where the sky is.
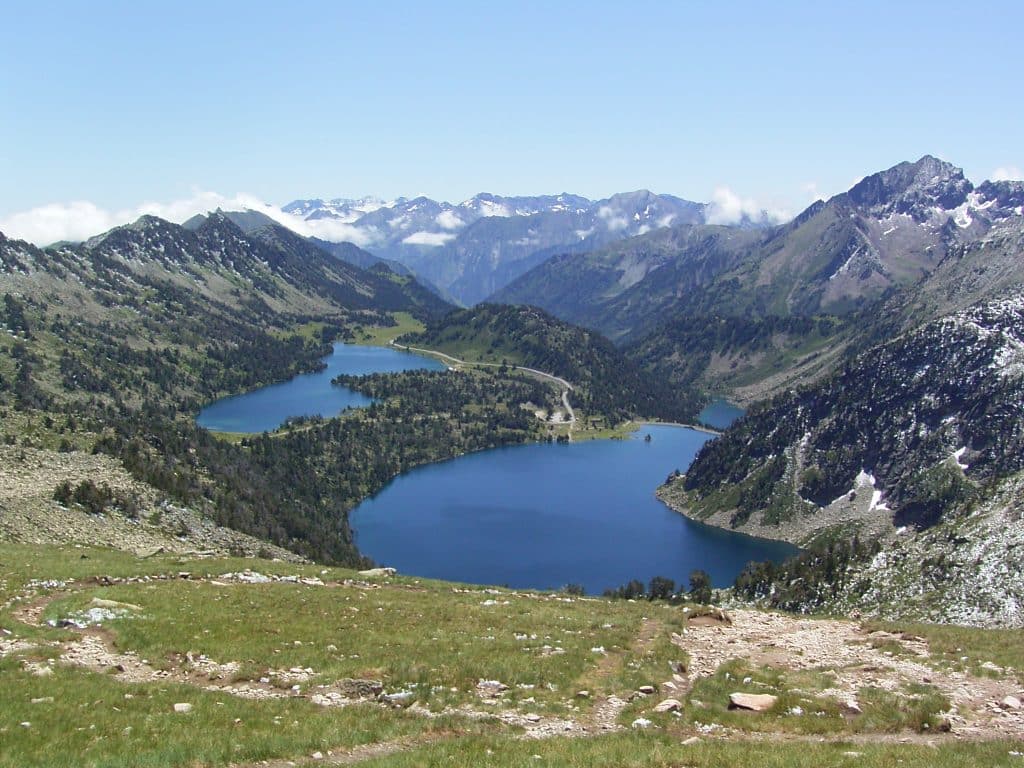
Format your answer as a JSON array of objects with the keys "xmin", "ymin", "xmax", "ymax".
[{"xmin": 2, "ymin": 1, "xmax": 1022, "ymax": 244}]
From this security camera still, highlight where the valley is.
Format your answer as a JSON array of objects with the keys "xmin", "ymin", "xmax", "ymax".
[{"xmin": 2, "ymin": 154, "xmax": 1024, "ymax": 766}]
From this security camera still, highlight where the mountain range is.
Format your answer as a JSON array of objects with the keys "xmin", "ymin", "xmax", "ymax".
[
  {"xmin": 4, "ymin": 153, "xmax": 1024, "ymax": 625},
  {"xmin": 283, "ymin": 191, "xmax": 710, "ymax": 305}
]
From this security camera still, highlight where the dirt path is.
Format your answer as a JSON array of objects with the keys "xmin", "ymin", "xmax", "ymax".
[
  {"xmin": 674, "ymin": 608, "xmax": 1024, "ymax": 741},
  {"xmin": 581, "ymin": 616, "xmax": 663, "ymax": 733}
]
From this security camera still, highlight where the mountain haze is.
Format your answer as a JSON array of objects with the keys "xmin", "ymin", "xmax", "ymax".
[{"xmin": 285, "ymin": 191, "xmax": 708, "ymax": 305}]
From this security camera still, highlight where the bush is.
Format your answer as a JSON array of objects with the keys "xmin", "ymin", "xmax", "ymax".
[{"xmin": 689, "ymin": 569, "xmax": 713, "ymax": 605}]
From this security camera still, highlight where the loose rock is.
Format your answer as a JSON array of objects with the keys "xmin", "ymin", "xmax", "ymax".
[
  {"xmin": 654, "ymin": 698, "xmax": 682, "ymax": 713},
  {"xmin": 728, "ymin": 692, "xmax": 778, "ymax": 712}
]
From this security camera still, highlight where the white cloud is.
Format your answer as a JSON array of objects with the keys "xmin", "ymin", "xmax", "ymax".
[
  {"xmin": 597, "ymin": 205, "xmax": 629, "ymax": 231},
  {"xmin": 705, "ymin": 186, "xmax": 790, "ymax": 226},
  {"xmin": 801, "ymin": 182, "xmax": 825, "ymax": 202},
  {"xmin": 435, "ymin": 210, "xmax": 464, "ymax": 230},
  {"xmin": 0, "ymin": 201, "xmax": 120, "ymax": 246},
  {"xmin": 991, "ymin": 166, "xmax": 1022, "ymax": 182},
  {"xmin": 401, "ymin": 231, "xmax": 456, "ymax": 247},
  {"xmin": 0, "ymin": 189, "xmax": 383, "ymax": 248}
]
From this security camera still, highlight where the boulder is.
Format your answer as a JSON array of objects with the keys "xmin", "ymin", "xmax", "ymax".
[
  {"xmin": 631, "ymin": 717, "xmax": 652, "ymax": 729},
  {"xmin": 173, "ymin": 703, "xmax": 193, "ymax": 714},
  {"xmin": 653, "ymin": 698, "xmax": 682, "ymax": 713},
  {"xmin": 638, "ymin": 684, "xmax": 656, "ymax": 695},
  {"xmin": 728, "ymin": 692, "xmax": 778, "ymax": 712},
  {"xmin": 358, "ymin": 567, "xmax": 396, "ymax": 577},
  {"xmin": 1001, "ymin": 695, "xmax": 1022, "ymax": 710}
]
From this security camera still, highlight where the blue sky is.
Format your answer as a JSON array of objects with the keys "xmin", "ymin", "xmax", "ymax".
[{"xmin": 2, "ymin": 1, "xmax": 1021, "ymax": 243}]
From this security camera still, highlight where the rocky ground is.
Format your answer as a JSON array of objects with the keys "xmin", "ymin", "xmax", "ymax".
[
  {"xmin": 677, "ymin": 608, "xmax": 1024, "ymax": 742},
  {"xmin": 658, "ymin": 467, "xmax": 1024, "ymax": 630},
  {"xmin": 0, "ymin": 445, "xmax": 301, "ymax": 561},
  {"xmin": 4, "ymin": 568, "xmax": 1023, "ymax": 752},
  {"xmin": 834, "ymin": 473, "xmax": 1024, "ymax": 627}
]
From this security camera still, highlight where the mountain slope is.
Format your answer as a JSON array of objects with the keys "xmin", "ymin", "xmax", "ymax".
[
  {"xmin": 495, "ymin": 156, "xmax": 1015, "ymax": 339},
  {"xmin": 0, "ymin": 214, "xmax": 453, "ymax": 563},
  {"xmin": 658, "ymin": 289, "xmax": 1024, "ymax": 585},
  {"xmin": 400, "ymin": 303, "xmax": 703, "ymax": 424}
]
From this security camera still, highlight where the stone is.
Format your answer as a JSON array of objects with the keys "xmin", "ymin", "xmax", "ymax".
[
  {"xmin": 631, "ymin": 717, "xmax": 652, "ymax": 729},
  {"xmin": 173, "ymin": 703, "xmax": 193, "ymax": 714},
  {"xmin": 1001, "ymin": 695, "xmax": 1022, "ymax": 710},
  {"xmin": 575, "ymin": 690, "xmax": 590, "ymax": 699},
  {"xmin": 337, "ymin": 678, "xmax": 384, "ymax": 699},
  {"xmin": 524, "ymin": 713, "xmax": 542, "ymax": 722},
  {"xmin": 311, "ymin": 751, "xmax": 324, "ymax": 760},
  {"xmin": 30, "ymin": 697, "xmax": 54, "ymax": 704},
  {"xmin": 654, "ymin": 698, "xmax": 682, "ymax": 713},
  {"xmin": 638, "ymin": 685, "xmax": 656, "ymax": 695},
  {"xmin": 90, "ymin": 597, "xmax": 142, "ymax": 611},
  {"xmin": 681, "ymin": 736, "xmax": 701, "ymax": 746},
  {"xmin": 358, "ymin": 567, "xmax": 396, "ymax": 577},
  {"xmin": 728, "ymin": 692, "xmax": 778, "ymax": 712},
  {"xmin": 476, "ymin": 679, "xmax": 509, "ymax": 696}
]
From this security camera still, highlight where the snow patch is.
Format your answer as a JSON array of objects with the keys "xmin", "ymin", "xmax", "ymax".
[{"xmin": 953, "ymin": 447, "xmax": 969, "ymax": 471}]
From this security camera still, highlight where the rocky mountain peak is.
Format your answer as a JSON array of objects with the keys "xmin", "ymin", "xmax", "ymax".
[
  {"xmin": 844, "ymin": 155, "xmax": 973, "ymax": 220},
  {"xmin": 977, "ymin": 180, "xmax": 1024, "ymax": 215}
]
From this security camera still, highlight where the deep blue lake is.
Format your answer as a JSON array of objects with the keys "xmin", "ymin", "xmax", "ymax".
[
  {"xmin": 196, "ymin": 347, "xmax": 796, "ymax": 593},
  {"xmin": 697, "ymin": 399, "xmax": 746, "ymax": 430},
  {"xmin": 351, "ymin": 424, "xmax": 797, "ymax": 594},
  {"xmin": 196, "ymin": 343, "xmax": 446, "ymax": 433}
]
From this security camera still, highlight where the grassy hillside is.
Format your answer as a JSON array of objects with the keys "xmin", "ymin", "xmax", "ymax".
[{"xmin": 0, "ymin": 542, "xmax": 1021, "ymax": 767}]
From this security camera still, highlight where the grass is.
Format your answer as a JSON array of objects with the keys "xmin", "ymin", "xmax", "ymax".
[
  {"xmin": 272, "ymin": 320, "xmax": 331, "ymax": 343},
  {"xmin": 353, "ymin": 312, "xmax": 425, "ymax": 347},
  {"xmin": 672, "ymin": 659, "xmax": 949, "ymax": 737},
  {"xmin": 0, "ymin": 657, "xmax": 464, "ymax": 768},
  {"xmin": 352, "ymin": 732, "xmax": 1023, "ymax": 768},
  {"xmin": 862, "ymin": 619, "xmax": 1024, "ymax": 682},
  {"xmin": 0, "ymin": 543, "xmax": 1018, "ymax": 768},
  {"xmin": 37, "ymin": 567, "xmax": 651, "ymax": 714}
]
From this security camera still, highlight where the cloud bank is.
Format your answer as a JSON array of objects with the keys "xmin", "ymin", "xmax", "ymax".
[
  {"xmin": 0, "ymin": 190, "xmax": 382, "ymax": 248},
  {"xmin": 402, "ymin": 231, "xmax": 456, "ymax": 247},
  {"xmin": 991, "ymin": 166, "xmax": 1022, "ymax": 182},
  {"xmin": 705, "ymin": 186, "xmax": 790, "ymax": 226}
]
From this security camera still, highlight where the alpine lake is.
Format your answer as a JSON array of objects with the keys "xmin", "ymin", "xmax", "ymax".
[{"xmin": 198, "ymin": 344, "xmax": 796, "ymax": 594}]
